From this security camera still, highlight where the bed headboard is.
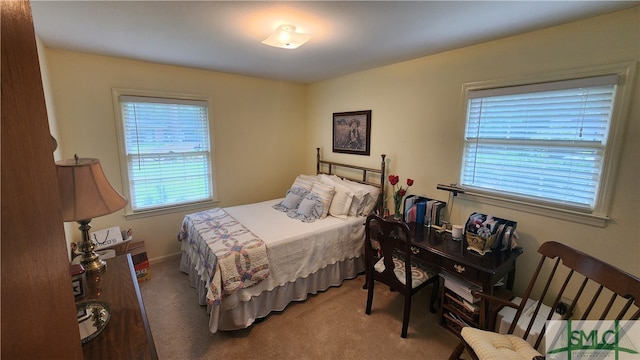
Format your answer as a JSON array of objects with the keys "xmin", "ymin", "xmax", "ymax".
[{"xmin": 316, "ymin": 147, "xmax": 387, "ymax": 214}]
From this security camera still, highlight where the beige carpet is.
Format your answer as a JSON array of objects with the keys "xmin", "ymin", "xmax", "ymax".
[{"xmin": 139, "ymin": 254, "xmax": 464, "ymax": 360}]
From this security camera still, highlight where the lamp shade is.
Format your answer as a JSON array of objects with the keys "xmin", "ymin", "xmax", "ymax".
[{"xmin": 56, "ymin": 158, "xmax": 128, "ymax": 222}]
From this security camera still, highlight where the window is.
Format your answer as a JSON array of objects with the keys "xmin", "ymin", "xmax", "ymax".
[
  {"xmin": 113, "ymin": 89, "xmax": 215, "ymax": 215},
  {"xmin": 460, "ymin": 64, "xmax": 635, "ymax": 225}
]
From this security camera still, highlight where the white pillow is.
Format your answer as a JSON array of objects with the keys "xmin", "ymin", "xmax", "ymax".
[
  {"xmin": 292, "ymin": 175, "xmax": 316, "ymax": 191},
  {"xmin": 362, "ymin": 186, "xmax": 381, "ymax": 215},
  {"xmin": 320, "ymin": 176, "xmax": 353, "ymax": 220},
  {"xmin": 343, "ymin": 179, "xmax": 380, "ymax": 215},
  {"xmin": 335, "ymin": 177, "xmax": 368, "ymax": 216},
  {"xmin": 309, "ymin": 181, "xmax": 335, "ymax": 219},
  {"xmin": 324, "ymin": 175, "xmax": 366, "ymax": 217}
]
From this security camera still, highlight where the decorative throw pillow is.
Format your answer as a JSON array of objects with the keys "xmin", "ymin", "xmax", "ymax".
[
  {"xmin": 309, "ymin": 181, "xmax": 335, "ymax": 219},
  {"xmin": 287, "ymin": 193, "xmax": 323, "ymax": 223},
  {"xmin": 272, "ymin": 186, "xmax": 308, "ymax": 212},
  {"xmin": 332, "ymin": 176, "xmax": 367, "ymax": 217},
  {"xmin": 319, "ymin": 175, "xmax": 353, "ymax": 220},
  {"xmin": 292, "ymin": 175, "xmax": 316, "ymax": 191},
  {"xmin": 297, "ymin": 196, "xmax": 317, "ymax": 216}
]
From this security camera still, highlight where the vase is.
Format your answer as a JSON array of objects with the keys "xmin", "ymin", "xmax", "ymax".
[{"xmin": 393, "ymin": 196, "xmax": 403, "ymax": 221}]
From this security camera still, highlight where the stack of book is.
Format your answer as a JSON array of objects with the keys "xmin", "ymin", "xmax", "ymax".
[
  {"xmin": 440, "ymin": 272, "xmax": 481, "ymax": 325},
  {"xmin": 403, "ymin": 195, "xmax": 446, "ymax": 226}
]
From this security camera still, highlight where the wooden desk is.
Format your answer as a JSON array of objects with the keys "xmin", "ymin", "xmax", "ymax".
[
  {"xmin": 81, "ymin": 254, "xmax": 158, "ymax": 359},
  {"xmin": 407, "ymin": 223, "xmax": 522, "ymax": 295},
  {"xmin": 399, "ymin": 223, "xmax": 522, "ymax": 337},
  {"xmin": 383, "ymin": 222, "xmax": 522, "ymax": 360}
]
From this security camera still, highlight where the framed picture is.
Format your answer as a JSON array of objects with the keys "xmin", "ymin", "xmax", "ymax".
[{"xmin": 332, "ymin": 110, "xmax": 371, "ymax": 155}]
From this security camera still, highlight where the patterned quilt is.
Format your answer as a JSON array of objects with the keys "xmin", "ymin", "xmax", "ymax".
[{"xmin": 178, "ymin": 208, "xmax": 270, "ymax": 305}]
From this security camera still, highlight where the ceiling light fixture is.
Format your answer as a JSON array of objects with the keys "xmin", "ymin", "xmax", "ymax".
[{"xmin": 262, "ymin": 24, "xmax": 311, "ymax": 49}]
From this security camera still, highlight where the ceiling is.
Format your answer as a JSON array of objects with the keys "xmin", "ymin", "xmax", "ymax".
[{"xmin": 31, "ymin": 1, "xmax": 638, "ymax": 84}]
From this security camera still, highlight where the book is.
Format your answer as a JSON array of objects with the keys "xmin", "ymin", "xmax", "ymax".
[{"xmin": 403, "ymin": 195, "xmax": 446, "ymax": 226}]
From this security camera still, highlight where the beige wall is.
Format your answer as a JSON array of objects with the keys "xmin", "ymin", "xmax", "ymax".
[
  {"xmin": 308, "ymin": 7, "xmax": 640, "ymax": 297},
  {"xmin": 43, "ymin": 51, "xmax": 307, "ymax": 260},
  {"xmin": 41, "ymin": 7, "xmax": 638, "ymax": 301}
]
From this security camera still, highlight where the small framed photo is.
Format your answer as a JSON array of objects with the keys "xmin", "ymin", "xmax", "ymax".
[
  {"xmin": 70, "ymin": 264, "xmax": 86, "ymax": 299},
  {"xmin": 332, "ymin": 110, "xmax": 371, "ymax": 156}
]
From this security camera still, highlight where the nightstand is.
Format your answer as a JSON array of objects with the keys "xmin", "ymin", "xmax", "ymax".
[{"xmin": 81, "ymin": 254, "xmax": 157, "ymax": 359}]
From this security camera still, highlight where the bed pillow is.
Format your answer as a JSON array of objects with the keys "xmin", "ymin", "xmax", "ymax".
[
  {"xmin": 361, "ymin": 185, "xmax": 381, "ymax": 215},
  {"xmin": 272, "ymin": 186, "xmax": 309, "ymax": 212},
  {"xmin": 329, "ymin": 182, "xmax": 354, "ymax": 220},
  {"xmin": 343, "ymin": 179, "xmax": 380, "ymax": 215},
  {"xmin": 291, "ymin": 175, "xmax": 316, "ymax": 191},
  {"xmin": 332, "ymin": 177, "xmax": 368, "ymax": 217},
  {"xmin": 320, "ymin": 175, "xmax": 358, "ymax": 219},
  {"xmin": 309, "ymin": 181, "xmax": 335, "ymax": 219}
]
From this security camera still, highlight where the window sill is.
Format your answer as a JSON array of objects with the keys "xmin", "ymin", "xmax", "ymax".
[
  {"xmin": 461, "ymin": 192, "xmax": 609, "ymax": 228},
  {"xmin": 123, "ymin": 200, "xmax": 219, "ymax": 220}
]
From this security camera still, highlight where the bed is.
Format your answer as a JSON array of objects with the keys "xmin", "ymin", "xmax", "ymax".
[{"xmin": 178, "ymin": 148, "xmax": 387, "ymax": 333}]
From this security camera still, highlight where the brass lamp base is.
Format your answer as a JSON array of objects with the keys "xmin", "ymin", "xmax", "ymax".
[
  {"xmin": 77, "ymin": 219, "xmax": 106, "ymax": 273},
  {"xmin": 80, "ymin": 251, "xmax": 106, "ymax": 273}
]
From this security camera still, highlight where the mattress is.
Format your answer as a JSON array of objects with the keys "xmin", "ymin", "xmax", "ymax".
[{"xmin": 179, "ymin": 198, "xmax": 366, "ymax": 332}]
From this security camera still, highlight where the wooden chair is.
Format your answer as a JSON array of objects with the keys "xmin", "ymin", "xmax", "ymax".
[
  {"xmin": 456, "ymin": 241, "xmax": 640, "ymax": 360},
  {"xmin": 364, "ymin": 214, "xmax": 439, "ymax": 338}
]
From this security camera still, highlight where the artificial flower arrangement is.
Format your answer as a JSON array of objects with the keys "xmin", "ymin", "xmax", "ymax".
[{"xmin": 388, "ymin": 175, "xmax": 413, "ymax": 220}]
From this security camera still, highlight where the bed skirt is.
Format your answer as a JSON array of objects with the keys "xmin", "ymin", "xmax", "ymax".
[{"xmin": 180, "ymin": 251, "xmax": 365, "ymax": 333}]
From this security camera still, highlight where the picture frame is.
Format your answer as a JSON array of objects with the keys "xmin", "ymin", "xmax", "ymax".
[{"xmin": 332, "ymin": 110, "xmax": 371, "ymax": 155}]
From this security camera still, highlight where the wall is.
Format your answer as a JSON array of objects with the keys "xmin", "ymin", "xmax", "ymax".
[
  {"xmin": 41, "ymin": 7, "xmax": 639, "ymax": 300},
  {"xmin": 307, "ymin": 7, "xmax": 640, "ymax": 297},
  {"xmin": 44, "ymin": 50, "xmax": 307, "ymax": 260}
]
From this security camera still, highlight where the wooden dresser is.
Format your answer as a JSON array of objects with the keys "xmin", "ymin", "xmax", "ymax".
[{"xmin": 81, "ymin": 254, "xmax": 158, "ymax": 359}]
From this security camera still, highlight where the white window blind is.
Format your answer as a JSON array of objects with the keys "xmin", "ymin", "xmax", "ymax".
[
  {"xmin": 461, "ymin": 75, "xmax": 618, "ymax": 211},
  {"xmin": 119, "ymin": 95, "xmax": 213, "ymax": 212}
]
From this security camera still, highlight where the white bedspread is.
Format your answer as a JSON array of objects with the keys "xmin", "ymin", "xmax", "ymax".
[{"xmin": 181, "ymin": 198, "xmax": 366, "ymax": 313}]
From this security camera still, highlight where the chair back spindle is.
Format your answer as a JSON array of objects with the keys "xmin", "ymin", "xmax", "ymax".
[{"xmin": 461, "ymin": 241, "xmax": 640, "ymax": 359}]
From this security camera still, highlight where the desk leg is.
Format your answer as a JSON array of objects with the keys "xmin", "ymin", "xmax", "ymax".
[{"xmin": 506, "ymin": 266, "xmax": 516, "ymax": 291}]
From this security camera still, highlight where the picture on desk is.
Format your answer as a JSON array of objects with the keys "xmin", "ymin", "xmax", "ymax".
[{"xmin": 403, "ymin": 195, "xmax": 446, "ymax": 226}]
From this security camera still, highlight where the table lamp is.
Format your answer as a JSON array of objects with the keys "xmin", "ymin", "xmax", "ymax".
[{"xmin": 56, "ymin": 155, "xmax": 128, "ymax": 272}]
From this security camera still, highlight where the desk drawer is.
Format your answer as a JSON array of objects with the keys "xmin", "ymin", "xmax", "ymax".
[
  {"xmin": 410, "ymin": 246, "xmax": 439, "ymax": 265},
  {"xmin": 441, "ymin": 258, "xmax": 479, "ymax": 280}
]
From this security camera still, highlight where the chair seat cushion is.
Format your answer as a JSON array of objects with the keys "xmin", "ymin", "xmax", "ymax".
[
  {"xmin": 374, "ymin": 255, "xmax": 436, "ymax": 288},
  {"xmin": 461, "ymin": 327, "xmax": 543, "ymax": 360}
]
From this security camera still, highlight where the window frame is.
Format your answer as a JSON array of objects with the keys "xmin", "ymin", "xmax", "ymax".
[
  {"xmin": 458, "ymin": 63, "xmax": 636, "ymax": 227},
  {"xmin": 112, "ymin": 88, "xmax": 218, "ymax": 219}
]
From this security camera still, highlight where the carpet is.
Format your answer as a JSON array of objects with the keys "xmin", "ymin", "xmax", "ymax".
[{"xmin": 139, "ymin": 254, "xmax": 463, "ymax": 360}]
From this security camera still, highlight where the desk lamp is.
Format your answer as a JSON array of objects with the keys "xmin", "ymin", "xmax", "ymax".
[
  {"xmin": 436, "ymin": 183, "xmax": 465, "ymax": 230},
  {"xmin": 56, "ymin": 155, "xmax": 128, "ymax": 272}
]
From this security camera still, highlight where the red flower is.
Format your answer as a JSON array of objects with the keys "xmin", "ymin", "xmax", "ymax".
[
  {"xmin": 388, "ymin": 174, "xmax": 414, "ymax": 200},
  {"xmin": 388, "ymin": 174, "xmax": 414, "ymax": 218}
]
